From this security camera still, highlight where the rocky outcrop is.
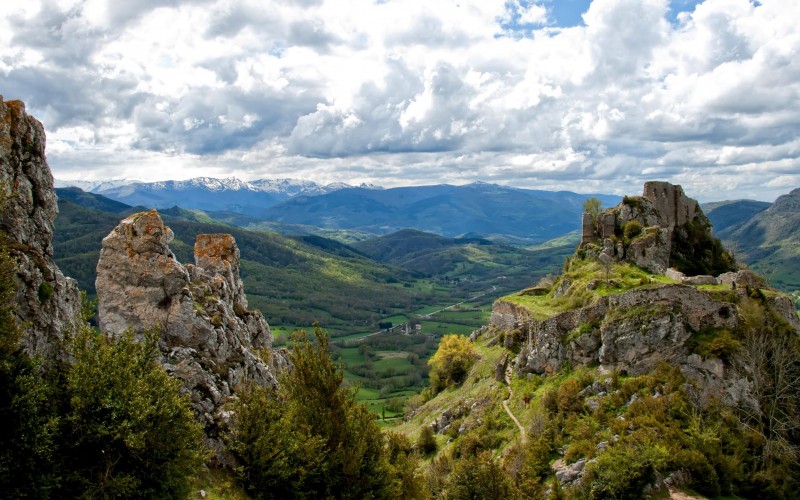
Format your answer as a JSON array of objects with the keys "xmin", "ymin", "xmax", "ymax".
[
  {"xmin": 96, "ymin": 209, "xmax": 287, "ymax": 464},
  {"xmin": 0, "ymin": 96, "xmax": 81, "ymax": 355},
  {"xmin": 498, "ymin": 285, "xmax": 740, "ymax": 379},
  {"xmin": 580, "ymin": 182, "xmax": 734, "ymax": 276}
]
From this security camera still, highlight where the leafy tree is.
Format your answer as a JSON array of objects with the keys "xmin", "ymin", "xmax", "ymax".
[
  {"xmin": 428, "ymin": 334, "xmax": 478, "ymax": 391},
  {"xmin": 231, "ymin": 326, "xmax": 398, "ymax": 498},
  {"xmin": 445, "ymin": 451, "xmax": 513, "ymax": 500},
  {"xmin": 60, "ymin": 326, "xmax": 207, "ymax": 497},
  {"xmin": 583, "ymin": 197, "xmax": 603, "ymax": 221}
]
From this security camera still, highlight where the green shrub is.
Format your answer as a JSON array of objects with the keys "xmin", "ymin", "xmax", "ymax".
[
  {"xmin": 582, "ymin": 439, "xmax": 670, "ymax": 499},
  {"xmin": 446, "ymin": 451, "xmax": 514, "ymax": 500},
  {"xmin": 428, "ymin": 334, "xmax": 478, "ymax": 391},
  {"xmin": 556, "ymin": 378, "xmax": 583, "ymax": 414},
  {"xmin": 623, "ymin": 220, "xmax": 643, "ymax": 240},
  {"xmin": 416, "ymin": 425, "xmax": 437, "ymax": 455},
  {"xmin": 62, "ymin": 326, "xmax": 207, "ymax": 498},
  {"xmin": 37, "ymin": 281, "xmax": 54, "ymax": 303},
  {"xmin": 688, "ymin": 328, "xmax": 741, "ymax": 361},
  {"xmin": 673, "ymin": 449, "xmax": 720, "ymax": 497}
]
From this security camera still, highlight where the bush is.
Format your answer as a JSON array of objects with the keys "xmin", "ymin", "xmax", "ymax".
[
  {"xmin": 445, "ymin": 451, "xmax": 514, "ymax": 500},
  {"xmin": 582, "ymin": 439, "xmax": 670, "ymax": 499},
  {"xmin": 61, "ymin": 326, "xmax": 207, "ymax": 497},
  {"xmin": 428, "ymin": 335, "xmax": 478, "ymax": 391},
  {"xmin": 623, "ymin": 220, "xmax": 643, "ymax": 240},
  {"xmin": 417, "ymin": 425, "xmax": 438, "ymax": 455},
  {"xmin": 556, "ymin": 378, "xmax": 584, "ymax": 414},
  {"xmin": 231, "ymin": 326, "xmax": 393, "ymax": 499}
]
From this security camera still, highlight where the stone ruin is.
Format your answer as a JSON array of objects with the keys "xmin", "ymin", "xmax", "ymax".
[
  {"xmin": 95, "ymin": 209, "xmax": 288, "ymax": 464},
  {"xmin": 581, "ymin": 181, "xmax": 699, "ymax": 244},
  {"xmin": 579, "ymin": 181, "xmax": 725, "ymax": 276}
]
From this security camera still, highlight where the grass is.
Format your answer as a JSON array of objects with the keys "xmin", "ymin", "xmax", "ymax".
[{"xmin": 500, "ymin": 259, "xmax": 679, "ymax": 320}]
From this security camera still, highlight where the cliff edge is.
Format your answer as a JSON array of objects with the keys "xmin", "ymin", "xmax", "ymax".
[
  {"xmin": 492, "ymin": 182, "xmax": 798, "ymax": 392},
  {"xmin": 0, "ymin": 96, "xmax": 81, "ymax": 355}
]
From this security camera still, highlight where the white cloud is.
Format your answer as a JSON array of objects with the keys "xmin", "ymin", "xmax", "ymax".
[{"xmin": 1, "ymin": 0, "xmax": 798, "ymax": 202}]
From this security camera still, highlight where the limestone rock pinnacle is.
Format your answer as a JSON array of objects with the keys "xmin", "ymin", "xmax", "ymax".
[
  {"xmin": 96, "ymin": 209, "xmax": 286, "ymax": 464},
  {"xmin": 0, "ymin": 96, "xmax": 81, "ymax": 355}
]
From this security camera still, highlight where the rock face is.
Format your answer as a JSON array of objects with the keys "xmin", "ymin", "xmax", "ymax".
[
  {"xmin": 96, "ymin": 209, "xmax": 287, "ymax": 463},
  {"xmin": 580, "ymin": 181, "xmax": 732, "ymax": 276},
  {"xmin": 495, "ymin": 278, "xmax": 800, "ymax": 388},
  {"xmin": 494, "ymin": 285, "xmax": 738, "ymax": 377},
  {"xmin": 494, "ymin": 181, "xmax": 798, "ymax": 392},
  {"xmin": 0, "ymin": 96, "xmax": 81, "ymax": 355}
]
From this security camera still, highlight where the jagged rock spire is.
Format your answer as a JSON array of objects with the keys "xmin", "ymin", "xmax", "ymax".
[
  {"xmin": 0, "ymin": 96, "xmax": 81, "ymax": 355},
  {"xmin": 96, "ymin": 209, "xmax": 286, "ymax": 464}
]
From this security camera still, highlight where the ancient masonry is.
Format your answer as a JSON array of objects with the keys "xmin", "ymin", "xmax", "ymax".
[
  {"xmin": 581, "ymin": 181, "xmax": 699, "ymax": 244},
  {"xmin": 95, "ymin": 209, "xmax": 287, "ymax": 463}
]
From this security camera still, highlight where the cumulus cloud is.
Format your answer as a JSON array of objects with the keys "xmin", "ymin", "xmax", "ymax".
[{"xmin": 1, "ymin": 0, "xmax": 798, "ymax": 201}]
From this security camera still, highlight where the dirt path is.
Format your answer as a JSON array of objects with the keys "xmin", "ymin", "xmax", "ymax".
[{"xmin": 502, "ymin": 364, "xmax": 526, "ymax": 444}]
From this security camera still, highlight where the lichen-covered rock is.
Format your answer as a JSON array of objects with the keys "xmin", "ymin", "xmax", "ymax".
[
  {"xmin": 96, "ymin": 210, "xmax": 287, "ymax": 464},
  {"xmin": 501, "ymin": 285, "xmax": 741, "ymax": 378},
  {"xmin": 0, "ymin": 96, "xmax": 81, "ymax": 355}
]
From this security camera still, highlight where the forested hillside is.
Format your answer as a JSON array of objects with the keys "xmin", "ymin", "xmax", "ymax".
[{"xmin": 53, "ymin": 194, "xmax": 424, "ymax": 333}]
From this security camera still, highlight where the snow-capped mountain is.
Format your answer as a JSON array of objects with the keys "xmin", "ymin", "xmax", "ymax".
[{"xmin": 54, "ymin": 177, "xmax": 381, "ymax": 215}]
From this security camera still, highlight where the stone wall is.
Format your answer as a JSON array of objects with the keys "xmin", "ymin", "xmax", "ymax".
[{"xmin": 642, "ymin": 181, "xmax": 699, "ymax": 228}]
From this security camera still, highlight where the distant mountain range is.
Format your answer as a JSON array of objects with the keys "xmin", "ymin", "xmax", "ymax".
[
  {"xmin": 55, "ymin": 177, "xmax": 620, "ymax": 243},
  {"xmin": 705, "ymin": 188, "xmax": 800, "ymax": 291},
  {"xmin": 54, "ymin": 177, "xmax": 381, "ymax": 216}
]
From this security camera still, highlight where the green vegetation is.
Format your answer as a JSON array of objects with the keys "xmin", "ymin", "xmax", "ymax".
[
  {"xmin": 502, "ymin": 258, "xmax": 675, "ymax": 320},
  {"xmin": 1, "ymin": 311, "xmax": 205, "ymax": 497},
  {"xmin": 428, "ymin": 334, "xmax": 478, "ymax": 392},
  {"xmin": 672, "ymin": 218, "xmax": 736, "ymax": 276},
  {"xmin": 396, "ymin": 322, "xmax": 800, "ymax": 499},
  {"xmin": 62, "ymin": 327, "xmax": 207, "ymax": 497},
  {"xmin": 583, "ymin": 197, "xmax": 603, "ymax": 222},
  {"xmin": 229, "ymin": 327, "xmax": 423, "ymax": 498}
]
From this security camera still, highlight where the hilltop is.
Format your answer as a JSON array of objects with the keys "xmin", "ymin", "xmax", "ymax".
[
  {"xmin": 715, "ymin": 188, "xmax": 800, "ymax": 292},
  {"xmin": 398, "ymin": 182, "xmax": 800, "ymax": 498}
]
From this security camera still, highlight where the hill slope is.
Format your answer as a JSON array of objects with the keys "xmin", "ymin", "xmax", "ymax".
[
  {"xmin": 704, "ymin": 199, "xmax": 771, "ymax": 234},
  {"xmin": 354, "ymin": 228, "xmax": 574, "ymax": 293},
  {"xmin": 265, "ymin": 183, "xmax": 620, "ymax": 243},
  {"xmin": 717, "ymin": 188, "xmax": 800, "ymax": 290},
  {"xmin": 53, "ymin": 194, "xmax": 427, "ymax": 334}
]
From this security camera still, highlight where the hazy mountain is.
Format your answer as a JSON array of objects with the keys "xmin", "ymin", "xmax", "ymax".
[
  {"xmin": 54, "ymin": 177, "xmax": 373, "ymax": 215},
  {"xmin": 704, "ymin": 199, "xmax": 771, "ymax": 235},
  {"xmin": 715, "ymin": 188, "xmax": 800, "ymax": 290},
  {"xmin": 264, "ymin": 182, "xmax": 620, "ymax": 243},
  {"xmin": 56, "ymin": 177, "xmax": 619, "ymax": 243}
]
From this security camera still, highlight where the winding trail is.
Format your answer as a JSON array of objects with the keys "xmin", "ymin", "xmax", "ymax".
[{"xmin": 502, "ymin": 364, "xmax": 526, "ymax": 444}]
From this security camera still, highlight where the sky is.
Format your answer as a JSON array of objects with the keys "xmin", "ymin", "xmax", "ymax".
[{"xmin": 1, "ymin": 0, "xmax": 797, "ymax": 202}]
